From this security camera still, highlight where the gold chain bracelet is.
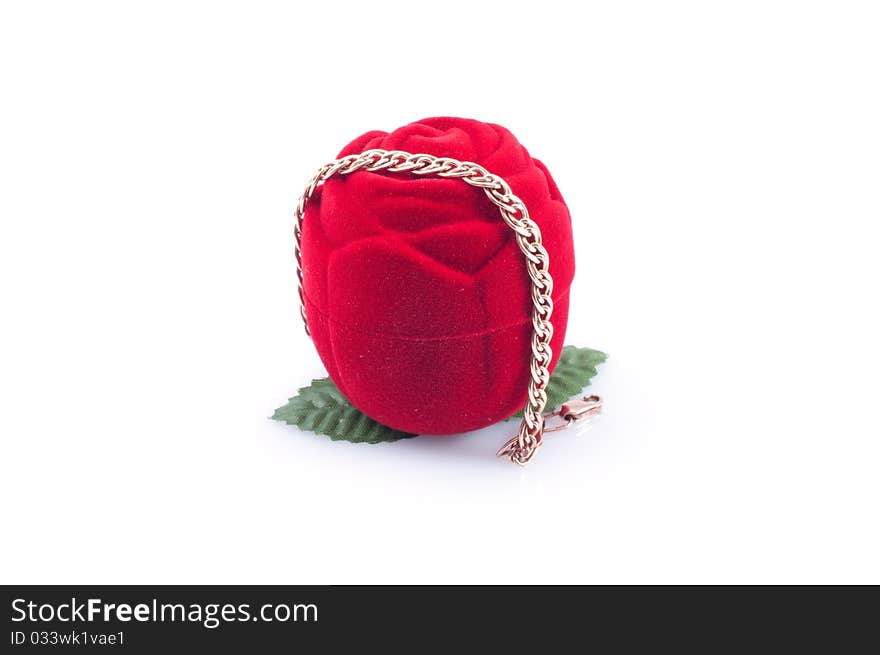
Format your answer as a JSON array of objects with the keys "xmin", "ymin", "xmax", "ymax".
[{"xmin": 294, "ymin": 149, "xmax": 554, "ymax": 465}]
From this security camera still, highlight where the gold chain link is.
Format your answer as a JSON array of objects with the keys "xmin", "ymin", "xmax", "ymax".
[{"xmin": 294, "ymin": 149, "xmax": 554, "ymax": 465}]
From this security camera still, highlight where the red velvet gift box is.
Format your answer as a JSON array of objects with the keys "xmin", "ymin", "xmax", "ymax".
[{"xmin": 300, "ymin": 117, "xmax": 575, "ymax": 434}]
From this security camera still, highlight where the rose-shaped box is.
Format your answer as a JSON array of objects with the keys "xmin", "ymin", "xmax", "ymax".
[{"xmin": 300, "ymin": 117, "xmax": 575, "ymax": 435}]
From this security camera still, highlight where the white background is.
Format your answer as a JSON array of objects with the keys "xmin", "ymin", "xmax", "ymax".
[{"xmin": 1, "ymin": 1, "xmax": 878, "ymax": 584}]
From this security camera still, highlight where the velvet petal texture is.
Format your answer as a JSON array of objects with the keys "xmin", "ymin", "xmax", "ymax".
[{"xmin": 300, "ymin": 117, "xmax": 575, "ymax": 434}]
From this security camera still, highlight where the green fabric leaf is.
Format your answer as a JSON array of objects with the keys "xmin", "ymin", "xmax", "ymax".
[
  {"xmin": 274, "ymin": 345, "xmax": 607, "ymax": 442},
  {"xmin": 513, "ymin": 345, "xmax": 608, "ymax": 418},
  {"xmin": 272, "ymin": 378, "xmax": 416, "ymax": 444}
]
